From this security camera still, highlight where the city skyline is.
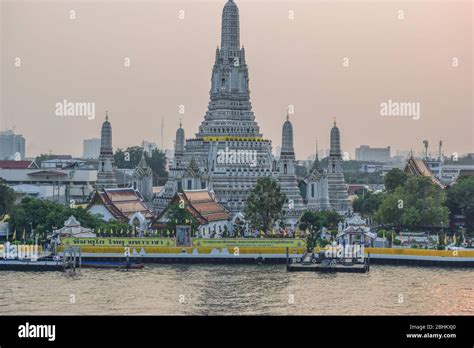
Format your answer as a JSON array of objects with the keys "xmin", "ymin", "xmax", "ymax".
[{"xmin": 1, "ymin": 0, "xmax": 472, "ymax": 159}]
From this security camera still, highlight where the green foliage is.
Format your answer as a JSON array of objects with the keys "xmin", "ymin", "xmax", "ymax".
[
  {"xmin": 98, "ymin": 221, "xmax": 132, "ymax": 237},
  {"xmin": 352, "ymin": 191, "xmax": 384, "ymax": 216},
  {"xmin": 8, "ymin": 197, "xmax": 131, "ymax": 241},
  {"xmin": 233, "ymin": 218, "xmax": 245, "ymax": 237},
  {"xmin": 0, "ymin": 179, "xmax": 15, "ymax": 219},
  {"xmin": 375, "ymin": 176, "xmax": 449, "ymax": 228},
  {"xmin": 114, "ymin": 146, "xmax": 168, "ymax": 185},
  {"xmin": 446, "ymin": 176, "xmax": 474, "ymax": 232},
  {"xmin": 320, "ymin": 211, "xmax": 343, "ymax": 229},
  {"xmin": 243, "ymin": 177, "xmax": 287, "ymax": 232},
  {"xmin": 298, "ymin": 210, "xmax": 343, "ymax": 251},
  {"xmin": 9, "ymin": 197, "xmax": 99, "ymax": 240},
  {"xmin": 344, "ymin": 172, "xmax": 384, "ymax": 185},
  {"xmin": 298, "ymin": 210, "xmax": 323, "ymax": 233},
  {"xmin": 147, "ymin": 148, "xmax": 169, "ymax": 185},
  {"xmin": 164, "ymin": 203, "xmax": 198, "ymax": 233},
  {"xmin": 384, "ymin": 168, "xmax": 408, "ymax": 192}
]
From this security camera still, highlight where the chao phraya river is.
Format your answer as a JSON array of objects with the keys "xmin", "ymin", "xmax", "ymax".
[{"xmin": 1, "ymin": 265, "xmax": 473, "ymax": 315}]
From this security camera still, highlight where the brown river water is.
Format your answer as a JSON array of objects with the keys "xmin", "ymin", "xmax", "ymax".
[{"xmin": 1, "ymin": 264, "xmax": 473, "ymax": 315}]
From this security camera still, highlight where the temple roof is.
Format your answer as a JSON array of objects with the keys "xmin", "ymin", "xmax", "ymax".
[
  {"xmin": 87, "ymin": 188, "xmax": 154, "ymax": 221},
  {"xmin": 404, "ymin": 156, "xmax": 445, "ymax": 188},
  {"xmin": 133, "ymin": 152, "xmax": 153, "ymax": 178},
  {"xmin": 184, "ymin": 157, "xmax": 201, "ymax": 177},
  {"xmin": 64, "ymin": 215, "xmax": 81, "ymax": 227},
  {"xmin": 152, "ymin": 189, "xmax": 231, "ymax": 227}
]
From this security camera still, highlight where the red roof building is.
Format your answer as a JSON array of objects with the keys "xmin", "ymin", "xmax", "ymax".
[
  {"xmin": 404, "ymin": 156, "xmax": 445, "ymax": 189},
  {"xmin": 0, "ymin": 160, "xmax": 39, "ymax": 169},
  {"xmin": 87, "ymin": 188, "xmax": 154, "ymax": 225},
  {"xmin": 151, "ymin": 190, "xmax": 231, "ymax": 236}
]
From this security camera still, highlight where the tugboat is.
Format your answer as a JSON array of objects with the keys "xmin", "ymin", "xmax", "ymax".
[{"xmin": 286, "ymin": 245, "xmax": 369, "ymax": 273}]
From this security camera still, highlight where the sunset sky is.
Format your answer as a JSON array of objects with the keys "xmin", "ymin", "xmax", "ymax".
[{"xmin": 1, "ymin": 0, "xmax": 472, "ymax": 159}]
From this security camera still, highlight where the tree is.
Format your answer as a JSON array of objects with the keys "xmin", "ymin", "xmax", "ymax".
[
  {"xmin": 243, "ymin": 177, "xmax": 287, "ymax": 232},
  {"xmin": 114, "ymin": 146, "xmax": 143, "ymax": 169},
  {"xmin": 9, "ymin": 197, "xmax": 103, "ymax": 241},
  {"xmin": 298, "ymin": 210, "xmax": 343, "ymax": 232},
  {"xmin": 320, "ymin": 210, "xmax": 343, "ymax": 229},
  {"xmin": 375, "ymin": 176, "xmax": 449, "ymax": 229},
  {"xmin": 298, "ymin": 211, "xmax": 322, "ymax": 234},
  {"xmin": 148, "ymin": 148, "xmax": 168, "ymax": 185},
  {"xmin": 446, "ymin": 176, "xmax": 474, "ymax": 233},
  {"xmin": 0, "ymin": 179, "xmax": 15, "ymax": 220},
  {"xmin": 232, "ymin": 218, "xmax": 245, "ymax": 237},
  {"xmin": 384, "ymin": 168, "xmax": 408, "ymax": 192},
  {"xmin": 114, "ymin": 147, "xmax": 168, "ymax": 185},
  {"xmin": 164, "ymin": 203, "xmax": 198, "ymax": 234},
  {"xmin": 352, "ymin": 191, "xmax": 384, "ymax": 216}
]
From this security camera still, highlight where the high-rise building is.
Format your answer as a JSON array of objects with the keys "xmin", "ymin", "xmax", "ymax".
[
  {"xmin": 82, "ymin": 138, "xmax": 101, "ymax": 159},
  {"xmin": 355, "ymin": 145, "xmax": 391, "ymax": 163},
  {"xmin": 0, "ymin": 129, "xmax": 25, "ymax": 160},
  {"xmin": 141, "ymin": 141, "xmax": 158, "ymax": 155}
]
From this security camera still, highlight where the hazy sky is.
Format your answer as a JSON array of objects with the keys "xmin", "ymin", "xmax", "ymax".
[{"xmin": 1, "ymin": 0, "xmax": 472, "ymax": 159}]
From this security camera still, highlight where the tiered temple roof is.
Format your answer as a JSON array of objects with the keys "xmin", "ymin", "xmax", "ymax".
[
  {"xmin": 151, "ymin": 189, "xmax": 231, "ymax": 228},
  {"xmin": 404, "ymin": 156, "xmax": 445, "ymax": 188},
  {"xmin": 87, "ymin": 188, "xmax": 154, "ymax": 221}
]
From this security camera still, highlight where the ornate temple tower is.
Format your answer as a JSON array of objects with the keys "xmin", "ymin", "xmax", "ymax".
[
  {"xmin": 304, "ymin": 141, "xmax": 331, "ymax": 210},
  {"xmin": 174, "ymin": 120, "xmax": 185, "ymax": 168},
  {"xmin": 96, "ymin": 111, "xmax": 117, "ymax": 189},
  {"xmin": 327, "ymin": 119, "xmax": 351, "ymax": 213},
  {"xmin": 158, "ymin": 0, "xmax": 275, "ymax": 215},
  {"xmin": 197, "ymin": 0, "xmax": 260, "ymax": 139},
  {"xmin": 132, "ymin": 152, "xmax": 154, "ymax": 201},
  {"xmin": 278, "ymin": 113, "xmax": 305, "ymax": 221}
]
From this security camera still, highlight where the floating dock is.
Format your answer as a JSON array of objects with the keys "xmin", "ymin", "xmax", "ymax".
[
  {"xmin": 60, "ymin": 248, "xmax": 474, "ymax": 267},
  {"xmin": 0, "ymin": 259, "xmax": 64, "ymax": 272},
  {"xmin": 287, "ymin": 262, "xmax": 369, "ymax": 273},
  {"xmin": 81, "ymin": 260, "xmax": 144, "ymax": 269}
]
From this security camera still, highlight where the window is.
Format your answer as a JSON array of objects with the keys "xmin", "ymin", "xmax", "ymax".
[
  {"xmin": 187, "ymin": 180, "xmax": 192, "ymax": 190},
  {"xmin": 284, "ymin": 164, "xmax": 287, "ymax": 175},
  {"xmin": 311, "ymin": 184, "xmax": 315, "ymax": 198}
]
